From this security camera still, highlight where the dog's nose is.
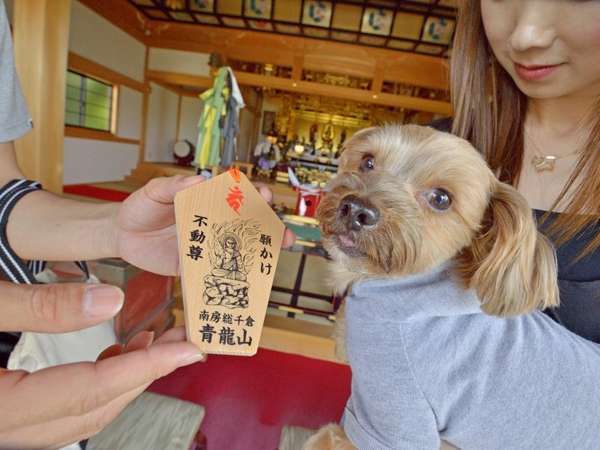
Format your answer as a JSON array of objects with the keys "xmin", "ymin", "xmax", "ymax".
[{"xmin": 338, "ymin": 195, "xmax": 380, "ymax": 231}]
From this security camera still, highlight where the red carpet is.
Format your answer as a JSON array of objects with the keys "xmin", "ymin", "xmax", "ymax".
[
  {"xmin": 149, "ymin": 348, "xmax": 351, "ymax": 450},
  {"xmin": 63, "ymin": 184, "xmax": 130, "ymax": 202}
]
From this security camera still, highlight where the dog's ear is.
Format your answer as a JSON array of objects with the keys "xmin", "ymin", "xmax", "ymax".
[{"xmin": 456, "ymin": 181, "xmax": 559, "ymax": 316}]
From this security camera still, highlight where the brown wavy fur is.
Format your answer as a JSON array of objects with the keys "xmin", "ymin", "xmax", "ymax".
[{"xmin": 307, "ymin": 124, "xmax": 559, "ymax": 449}]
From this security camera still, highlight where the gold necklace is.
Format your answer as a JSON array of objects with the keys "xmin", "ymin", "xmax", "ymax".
[{"xmin": 526, "ymin": 135, "xmax": 581, "ymax": 172}]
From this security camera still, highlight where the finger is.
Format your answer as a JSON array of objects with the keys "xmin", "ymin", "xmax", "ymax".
[
  {"xmin": 119, "ymin": 175, "xmax": 205, "ymax": 234},
  {"xmin": 6, "ymin": 332, "xmax": 185, "ymax": 448},
  {"xmin": 154, "ymin": 326, "xmax": 208, "ymax": 362},
  {"xmin": 57, "ymin": 383, "xmax": 149, "ymax": 448},
  {"xmin": 96, "ymin": 328, "xmax": 198, "ymax": 381},
  {"xmin": 282, "ymin": 229, "xmax": 296, "ymax": 248},
  {"xmin": 0, "ymin": 382, "xmax": 149, "ymax": 449},
  {"xmin": 141, "ymin": 175, "xmax": 205, "ymax": 205},
  {"xmin": 97, "ymin": 344, "xmax": 124, "ymax": 361},
  {"xmin": 257, "ymin": 185, "xmax": 273, "ymax": 204},
  {"xmin": 253, "ymin": 186, "xmax": 296, "ymax": 248},
  {"xmin": 99, "ymin": 328, "xmax": 158, "ymax": 362},
  {"xmin": 0, "ymin": 340, "xmax": 204, "ymax": 430},
  {"xmin": 125, "ymin": 330, "xmax": 155, "ymax": 352},
  {"xmin": 155, "ymin": 326, "xmax": 186, "ymax": 344},
  {"xmin": 0, "ymin": 282, "xmax": 124, "ymax": 333},
  {"xmin": 97, "ymin": 331, "xmax": 154, "ymax": 362}
]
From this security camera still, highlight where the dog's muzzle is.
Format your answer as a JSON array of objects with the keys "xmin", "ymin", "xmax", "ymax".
[{"xmin": 338, "ymin": 195, "xmax": 380, "ymax": 231}]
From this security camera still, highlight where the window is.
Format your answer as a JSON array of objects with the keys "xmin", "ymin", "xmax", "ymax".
[{"xmin": 65, "ymin": 70, "xmax": 115, "ymax": 132}]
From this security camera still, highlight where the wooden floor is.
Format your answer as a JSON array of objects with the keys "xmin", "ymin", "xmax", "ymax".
[{"xmin": 89, "ymin": 180, "xmax": 141, "ymax": 192}]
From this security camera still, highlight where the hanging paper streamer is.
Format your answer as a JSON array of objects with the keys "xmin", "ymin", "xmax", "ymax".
[
  {"xmin": 194, "ymin": 67, "xmax": 228, "ymax": 170},
  {"xmin": 194, "ymin": 67, "xmax": 245, "ymax": 171},
  {"xmin": 221, "ymin": 68, "xmax": 245, "ymax": 167}
]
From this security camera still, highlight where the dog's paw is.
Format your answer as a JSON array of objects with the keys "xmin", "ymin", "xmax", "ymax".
[{"xmin": 302, "ymin": 424, "xmax": 356, "ymax": 450}]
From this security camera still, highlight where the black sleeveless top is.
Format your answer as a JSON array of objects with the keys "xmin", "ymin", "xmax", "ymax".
[
  {"xmin": 431, "ymin": 117, "xmax": 600, "ymax": 343},
  {"xmin": 535, "ymin": 210, "xmax": 600, "ymax": 343}
]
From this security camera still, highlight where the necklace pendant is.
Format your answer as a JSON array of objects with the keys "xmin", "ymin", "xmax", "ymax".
[{"xmin": 532, "ymin": 155, "xmax": 557, "ymax": 172}]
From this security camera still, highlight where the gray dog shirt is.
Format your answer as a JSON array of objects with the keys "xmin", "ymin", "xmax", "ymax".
[{"xmin": 341, "ymin": 261, "xmax": 600, "ymax": 450}]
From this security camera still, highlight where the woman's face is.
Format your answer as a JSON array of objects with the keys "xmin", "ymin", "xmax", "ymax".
[{"xmin": 481, "ymin": 0, "xmax": 600, "ymax": 99}]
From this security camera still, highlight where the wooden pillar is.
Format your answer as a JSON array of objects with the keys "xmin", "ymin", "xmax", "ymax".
[
  {"xmin": 139, "ymin": 46, "xmax": 150, "ymax": 165},
  {"xmin": 12, "ymin": 0, "xmax": 71, "ymax": 194},
  {"xmin": 372, "ymin": 59, "xmax": 385, "ymax": 94},
  {"xmin": 292, "ymin": 54, "xmax": 303, "ymax": 81},
  {"xmin": 175, "ymin": 94, "xmax": 182, "ymax": 141}
]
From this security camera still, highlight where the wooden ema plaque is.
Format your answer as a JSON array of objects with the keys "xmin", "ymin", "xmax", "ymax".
[{"xmin": 175, "ymin": 168, "xmax": 284, "ymax": 356}]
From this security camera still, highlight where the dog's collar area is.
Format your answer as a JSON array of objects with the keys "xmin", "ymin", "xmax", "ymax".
[{"xmin": 347, "ymin": 260, "xmax": 483, "ymax": 321}]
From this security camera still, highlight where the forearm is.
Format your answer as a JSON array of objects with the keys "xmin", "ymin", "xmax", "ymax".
[
  {"xmin": 6, "ymin": 189, "xmax": 119, "ymax": 262},
  {"xmin": 1, "ymin": 141, "xmax": 119, "ymax": 261}
]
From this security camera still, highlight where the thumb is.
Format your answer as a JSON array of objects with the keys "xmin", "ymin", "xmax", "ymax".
[
  {"xmin": 0, "ymin": 281, "xmax": 124, "ymax": 333},
  {"xmin": 139, "ymin": 175, "xmax": 205, "ymax": 205}
]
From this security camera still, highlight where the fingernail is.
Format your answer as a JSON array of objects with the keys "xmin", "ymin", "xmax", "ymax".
[
  {"xmin": 83, "ymin": 285, "xmax": 124, "ymax": 318},
  {"xmin": 185, "ymin": 175, "xmax": 204, "ymax": 185},
  {"xmin": 176, "ymin": 348, "xmax": 205, "ymax": 367},
  {"xmin": 142, "ymin": 331, "xmax": 155, "ymax": 349}
]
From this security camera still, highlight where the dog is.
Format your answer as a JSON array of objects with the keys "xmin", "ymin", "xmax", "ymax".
[{"xmin": 303, "ymin": 125, "xmax": 600, "ymax": 449}]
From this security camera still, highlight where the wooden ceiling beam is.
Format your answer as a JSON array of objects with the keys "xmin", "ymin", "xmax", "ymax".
[
  {"xmin": 147, "ymin": 69, "xmax": 452, "ymax": 116},
  {"xmin": 147, "ymin": 70, "xmax": 213, "ymax": 90},
  {"xmin": 145, "ymin": 28, "xmax": 448, "ymax": 90},
  {"xmin": 236, "ymin": 72, "xmax": 452, "ymax": 115},
  {"xmin": 68, "ymin": 52, "xmax": 148, "ymax": 93},
  {"xmin": 75, "ymin": 0, "xmax": 146, "ymax": 43}
]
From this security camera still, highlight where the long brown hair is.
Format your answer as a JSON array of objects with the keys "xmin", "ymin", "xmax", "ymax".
[{"xmin": 450, "ymin": 0, "xmax": 600, "ymax": 258}]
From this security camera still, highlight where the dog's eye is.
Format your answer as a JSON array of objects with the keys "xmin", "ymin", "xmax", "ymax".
[
  {"xmin": 425, "ymin": 188, "xmax": 452, "ymax": 211},
  {"xmin": 360, "ymin": 154, "xmax": 375, "ymax": 172}
]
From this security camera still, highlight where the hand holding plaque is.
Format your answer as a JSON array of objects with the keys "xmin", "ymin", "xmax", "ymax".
[{"xmin": 175, "ymin": 168, "xmax": 285, "ymax": 356}]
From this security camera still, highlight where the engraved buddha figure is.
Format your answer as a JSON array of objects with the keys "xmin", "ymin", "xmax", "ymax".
[{"xmin": 212, "ymin": 234, "xmax": 247, "ymax": 281}]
